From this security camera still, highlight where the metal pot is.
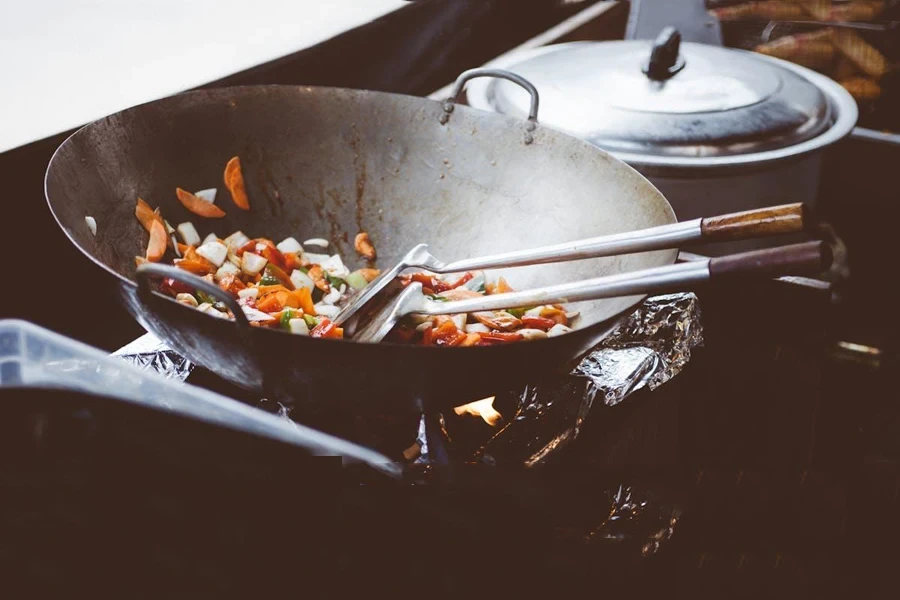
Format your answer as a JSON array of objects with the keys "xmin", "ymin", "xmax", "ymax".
[{"xmin": 464, "ymin": 27, "xmax": 858, "ymax": 254}]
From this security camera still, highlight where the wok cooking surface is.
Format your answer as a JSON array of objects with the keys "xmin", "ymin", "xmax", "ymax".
[{"xmin": 45, "ymin": 84, "xmax": 677, "ymax": 412}]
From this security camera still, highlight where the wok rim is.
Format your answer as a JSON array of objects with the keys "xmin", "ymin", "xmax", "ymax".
[{"xmin": 44, "ymin": 83, "xmax": 675, "ymax": 355}]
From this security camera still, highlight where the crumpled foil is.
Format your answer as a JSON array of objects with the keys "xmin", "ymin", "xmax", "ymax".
[
  {"xmin": 111, "ymin": 332, "xmax": 194, "ymax": 381},
  {"xmin": 110, "ymin": 293, "xmax": 702, "ymax": 469},
  {"xmin": 575, "ymin": 292, "xmax": 703, "ymax": 406},
  {"xmin": 578, "ymin": 485, "xmax": 682, "ymax": 557},
  {"xmin": 430, "ymin": 292, "xmax": 703, "ymax": 468}
]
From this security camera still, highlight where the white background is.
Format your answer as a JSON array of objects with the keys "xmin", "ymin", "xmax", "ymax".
[{"xmin": 0, "ymin": 0, "xmax": 406, "ymax": 153}]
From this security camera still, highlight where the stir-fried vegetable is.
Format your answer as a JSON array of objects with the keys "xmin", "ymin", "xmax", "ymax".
[
  {"xmin": 224, "ymin": 156, "xmax": 250, "ymax": 210},
  {"xmin": 384, "ymin": 272, "xmax": 577, "ymax": 347},
  {"xmin": 176, "ymin": 187, "xmax": 226, "ymax": 218},
  {"xmin": 133, "ymin": 162, "xmax": 577, "ymax": 344}
]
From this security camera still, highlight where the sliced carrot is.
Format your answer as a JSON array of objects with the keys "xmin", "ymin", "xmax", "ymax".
[
  {"xmin": 224, "ymin": 156, "xmax": 240, "ymax": 189},
  {"xmin": 146, "ymin": 219, "xmax": 167, "ymax": 262},
  {"xmin": 257, "ymin": 284, "xmax": 291, "ymax": 296},
  {"xmin": 277, "ymin": 290, "xmax": 300, "ymax": 310},
  {"xmin": 176, "ymin": 187, "xmax": 226, "ymax": 218},
  {"xmin": 176, "ymin": 242, "xmax": 190, "ymax": 255},
  {"xmin": 182, "ymin": 246, "xmax": 214, "ymax": 268},
  {"xmin": 135, "ymin": 198, "xmax": 163, "ymax": 233},
  {"xmin": 256, "ymin": 294, "xmax": 284, "ymax": 313},
  {"xmin": 174, "ymin": 259, "xmax": 215, "ymax": 275},
  {"xmin": 291, "ymin": 287, "xmax": 316, "ymax": 315},
  {"xmin": 224, "ymin": 156, "xmax": 250, "ymax": 210},
  {"xmin": 460, "ymin": 333, "xmax": 481, "ymax": 347}
]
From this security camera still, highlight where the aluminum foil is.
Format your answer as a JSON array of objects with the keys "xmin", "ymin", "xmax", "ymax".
[
  {"xmin": 111, "ymin": 332, "xmax": 194, "ymax": 381},
  {"xmin": 579, "ymin": 485, "xmax": 682, "ymax": 557},
  {"xmin": 575, "ymin": 292, "xmax": 703, "ymax": 406},
  {"xmin": 445, "ymin": 292, "xmax": 703, "ymax": 468},
  {"xmin": 110, "ymin": 293, "xmax": 702, "ymax": 468}
]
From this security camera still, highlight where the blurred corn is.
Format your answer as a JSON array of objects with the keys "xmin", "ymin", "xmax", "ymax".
[
  {"xmin": 712, "ymin": 1, "xmax": 885, "ymax": 22},
  {"xmin": 832, "ymin": 56, "xmax": 860, "ymax": 80},
  {"xmin": 755, "ymin": 37, "xmax": 835, "ymax": 62},
  {"xmin": 831, "ymin": 29, "xmax": 890, "ymax": 79},
  {"xmin": 839, "ymin": 76, "xmax": 882, "ymax": 101},
  {"xmin": 824, "ymin": 1, "xmax": 884, "ymax": 22}
]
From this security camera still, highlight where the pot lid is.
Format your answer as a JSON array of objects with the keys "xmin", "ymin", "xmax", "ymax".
[{"xmin": 465, "ymin": 28, "xmax": 836, "ymax": 162}]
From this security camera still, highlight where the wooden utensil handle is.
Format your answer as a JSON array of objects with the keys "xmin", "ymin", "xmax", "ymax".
[
  {"xmin": 701, "ymin": 203, "xmax": 809, "ymax": 241},
  {"xmin": 709, "ymin": 241, "xmax": 832, "ymax": 281}
]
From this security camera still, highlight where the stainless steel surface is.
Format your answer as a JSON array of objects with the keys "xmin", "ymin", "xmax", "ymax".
[
  {"xmin": 442, "ymin": 219, "xmax": 702, "ymax": 272},
  {"xmin": 354, "ymin": 261, "xmax": 711, "ymax": 343},
  {"xmin": 335, "ymin": 219, "xmax": 703, "ymax": 326},
  {"xmin": 850, "ymin": 127, "xmax": 900, "ymax": 147},
  {"xmin": 46, "ymin": 83, "xmax": 682, "ymax": 410},
  {"xmin": 464, "ymin": 41, "xmax": 857, "ymax": 171},
  {"xmin": 444, "ymin": 68, "xmax": 540, "ymax": 122}
]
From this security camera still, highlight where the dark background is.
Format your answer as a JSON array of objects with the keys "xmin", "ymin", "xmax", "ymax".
[{"xmin": 2, "ymin": 1, "xmax": 899, "ymax": 596}]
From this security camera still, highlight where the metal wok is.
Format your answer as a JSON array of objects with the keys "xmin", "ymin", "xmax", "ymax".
[{"xmin": 45, "ymin": 70, "xmax": 685, "ymax": 414}]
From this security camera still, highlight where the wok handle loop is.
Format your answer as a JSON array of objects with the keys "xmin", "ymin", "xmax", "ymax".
[
  {"xmin": 443, "ymin": 68, "xmax": 540, "ymax": 142},
  {"xmin": 135, "ymin": 263, "xmax": 252, "ymax": 329}
]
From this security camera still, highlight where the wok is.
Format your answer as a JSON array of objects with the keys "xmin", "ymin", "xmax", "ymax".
[{"xmin": 45, "ymin": 70, "xmax": 687, "ymax": 415}]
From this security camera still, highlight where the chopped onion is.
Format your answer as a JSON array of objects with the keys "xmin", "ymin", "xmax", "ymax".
[
  {"xmin": 84, "ymin": 216, "xmax": 97, "ymax": 236},
  {"xmin": 463, "ymin": 271, "xmax": 486, "ymax": 292},
  {"xmin": 322, "ymin": 288, "xmax": 342, "ymax": 305},
  {"xmin": 301, "ymin": 252, "xmax": 331, "ymax": 266},
  {"xmin": 566, "ymin": 311, "xmax": 580, "ymax": 320},
  {"xmin": 524, "ymin": 306, "xmax": 546, "ymax": 317},
  {"xmin": 276, "ymin": 237, "xmax": 304, "ymax": 254},
  {"xmin": 451, "ymin": 314, "xmax": 467, "ymax": 330},
  {"xmin": 205, "ymin": 307, "xmax": 229, "ymax": 319},
  {"xmin": 237, "ymin": 287, "xmax": 259, "ymax": 300},
  {"xmin": 197, "ymin": 241, "xmax": 228, "ymax": 267},
  {"xmin": 175, "ymin": 293, "xmax": 198, "ymax": 307},
  {"xmin": 416, "ymin": 322, "xmax": 432, "ymax": 332},
  {"xmin": 202, "ymin": 232, "xmax": 219, "ymax": 246},
  {"xmin": 194, "ymin": 188, "xmax": 217, "ymax": 203},
  {"xmin": 346, "ymin": 270, "xmax": 369, "ymax": 291},
  {"xmin": 288, "ymin": 318, "xmax": 310, "ymax": 335},
  {"xmin": 224, "ymin": 231, "xmax": 250, "ymax": 251},
  {"xmin": 163, "ymin": 220, "xmax": 176, "ymax": 235},
  {"xmin": 321, "ymin": 254, "xmax": 350, "ymax": 278},
  {"xmin": 517, "ymin": 328, "xmax": 548, "ymax": 341},
  {"xmin": 465, "ymin": 323, "xmax": 491, "ymax": 334},
  {"xmin": 241, "ymin": 252, "xmax": 267, "ymax": 275},
  {"xmin": 290, "ymin": 269, "xmax": 315, "ymax": 292},
  {"xmin": 242, "ymin": 305, "xmax": 276, "ymax": 322},
  {"xmin": 303, "ymin": 238, "xmax": 329, "ymax": 249},
  {"xmin": 215, "ymin": 262, "xmax": 240, "ymax": 281},
  {"xmin": 547, "ymin": 324, "xmax": 572, "ymax": 338},
  {"xmin": 313, "ymin": 303, "xmax": 340, "ymax": 318},
  {"xmin": 227, "ymin": 251, "xmax": 242, "ymax": 267},
  {"xmin": 176, "ymin": 222, "xmax": 201, "ymax": 247}
]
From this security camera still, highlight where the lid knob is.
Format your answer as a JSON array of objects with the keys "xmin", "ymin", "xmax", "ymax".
[{"xmin": 643, "ymin": 27, "xmax": 686, "ymax": 81}]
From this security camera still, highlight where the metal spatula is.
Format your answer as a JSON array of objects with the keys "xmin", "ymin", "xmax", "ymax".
[
  {"xmin": 334, "ymin": 203, "xmax": 808, "ymax": 327},
  {"xmin": 352, "ymin": 241, "xmax": 831, "ymax": 343}
]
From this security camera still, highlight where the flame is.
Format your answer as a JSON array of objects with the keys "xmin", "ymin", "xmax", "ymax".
[{"xmin": 453, "ymin": 396, "xmax": 502, "ymax": 426}]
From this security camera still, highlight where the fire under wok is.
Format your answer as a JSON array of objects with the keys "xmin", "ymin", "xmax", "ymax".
[{"xmin": 44, "ymin": 70, "xmax": 822, "ymax": 415}]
